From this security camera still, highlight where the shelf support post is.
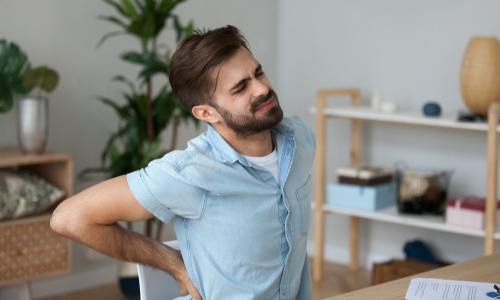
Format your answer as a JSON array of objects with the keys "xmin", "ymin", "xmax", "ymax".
[
  {"xmin": 313, "ymin": 88, "xmax": 361, "ymax": 282},
  {"xmin": 485, "ymin": 102, "xmax": 500, "ymax": 255},
  {"xmin": 350, "ymin": 90, "xmax": 362, "ymax": 271}
]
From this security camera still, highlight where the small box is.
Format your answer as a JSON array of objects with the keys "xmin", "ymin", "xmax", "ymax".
[
  {"xmin": 336, "ymin": 165, "xmax": 393, "ymax": 186},
  {"xmin": 327, "ymin": 182, "xmax": 396, "ymax": 211},
  {"xmin": 446, "ymin": 197, "xmax": 500, "ymax": 230}
]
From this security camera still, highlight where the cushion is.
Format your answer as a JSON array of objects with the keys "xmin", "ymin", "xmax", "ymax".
[{"xmin": 0, "ymin": 169, "xmax": 65, "ymax": 220}]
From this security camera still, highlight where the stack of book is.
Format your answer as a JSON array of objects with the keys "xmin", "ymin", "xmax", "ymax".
[
  {"xmin": 327, "ymin": 165, "xmax": 396, "ymax": 211},
  {"xmin": 337, "ymin": 165, "xmax": 394, "ymax": 186}
]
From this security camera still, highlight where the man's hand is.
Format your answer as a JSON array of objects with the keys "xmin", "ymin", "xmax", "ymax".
[{"xmin": 173, "ymin": 260, "xmax": 203, "ymax": 300}]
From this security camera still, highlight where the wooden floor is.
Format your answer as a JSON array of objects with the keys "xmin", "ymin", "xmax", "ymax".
[{"xmin": 40, "ymin": 261, "xmax": 371, "ymax": 300}]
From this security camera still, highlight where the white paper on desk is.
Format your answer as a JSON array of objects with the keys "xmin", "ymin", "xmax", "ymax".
[{"xmin": 405, "ymin": 278, "xmax": 500, "ymax": 300}]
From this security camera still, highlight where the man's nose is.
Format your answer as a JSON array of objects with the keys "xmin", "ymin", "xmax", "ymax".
[{"xmin": 252, "ymin": 79, "xmax": 269, "ymax": 98}]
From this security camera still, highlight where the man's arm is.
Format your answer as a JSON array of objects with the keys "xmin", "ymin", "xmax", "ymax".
[{"xmin": 50, "ymin": 175, "xmax": 202, "ymax": 300}]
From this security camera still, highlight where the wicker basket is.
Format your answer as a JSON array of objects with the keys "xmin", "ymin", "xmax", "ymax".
[
  {"xmin": 0, "ymin": 215, "xmax": 70, "ymax": 285},
  {"xmin": 396, "ymin": 166, "xmax": 452, "ymax": 215}
]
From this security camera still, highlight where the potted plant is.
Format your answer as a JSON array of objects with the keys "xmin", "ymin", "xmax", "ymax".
[
  {"xmin": 79, "ymin": 0, "xmax": 197, "ymax": 297},
  {"xmin": 0, "ymin": 39, "xmax": 60, "ymax": 154}
]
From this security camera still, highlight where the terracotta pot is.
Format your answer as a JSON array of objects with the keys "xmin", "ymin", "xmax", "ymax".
[{"xmin": 460, "ymin": 37, "xmax": 500, "ymax": 115}]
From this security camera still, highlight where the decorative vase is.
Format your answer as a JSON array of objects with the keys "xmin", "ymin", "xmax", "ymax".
[
  {"xmin": 460, "ymin": 37, "xmax": 500, "ymax": 115},
  {"xmin": 17, "ymin": 97, "xmax": 48, "ymax": 154}
]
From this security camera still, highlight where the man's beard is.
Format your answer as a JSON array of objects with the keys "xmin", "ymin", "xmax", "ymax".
[{"xmin": 212, "ymin": 89, "xmax": 284, "ymax": 138}]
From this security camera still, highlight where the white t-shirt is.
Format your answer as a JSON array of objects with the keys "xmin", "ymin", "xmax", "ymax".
[{"xmin": 243, "ymin": 149, "xmax": 280, "ymax": 186}]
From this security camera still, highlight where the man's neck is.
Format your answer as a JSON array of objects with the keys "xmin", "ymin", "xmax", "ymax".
[{"xmin": 212, "ymin": 124, "xmax": 274, "ymax": 157}]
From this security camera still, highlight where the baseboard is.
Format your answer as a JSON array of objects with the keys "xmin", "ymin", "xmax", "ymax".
[
  {"xmin": 33, "ymin": 264, "xmax": 119, "ymax": 299},
  {"xmin": 306, "ymin": 242, "xmax": 395, "ymax": 269},
  {"xmin": 0, "ymin": 264, "xmax": 119, "ymax": 300}
]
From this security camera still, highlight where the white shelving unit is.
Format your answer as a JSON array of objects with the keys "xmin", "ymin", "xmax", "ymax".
[{"xmin": 312, "ymin": 88, "xmax": 500, "ymax": 282}]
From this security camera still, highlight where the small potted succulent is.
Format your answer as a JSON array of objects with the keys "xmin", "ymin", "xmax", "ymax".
[{"xmin": 0, "ymin": 39, "xmax": 59, "ymax": 154}]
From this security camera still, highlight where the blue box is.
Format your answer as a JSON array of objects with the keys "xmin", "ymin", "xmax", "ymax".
[{"xmin": 327, "ymin": 182, "xmax": 396, "ymax": 211}]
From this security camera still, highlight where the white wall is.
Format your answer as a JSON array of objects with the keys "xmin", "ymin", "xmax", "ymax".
[
  {"xmin": 276, "ymin": 0, "xmax": 500, "ymax": 266},
  {"xmin": 0, "ymin": 1, "xmax": 277, "ymax": 298}
]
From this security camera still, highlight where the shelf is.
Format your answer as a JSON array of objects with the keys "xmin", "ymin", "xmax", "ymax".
[
  {"xmin": 0, "ymin": 147, "xmax": 73, "ymax": 199},
  {"xmin": 312, "ymin": 89, "xmax": 500, "ymax": 281},
  {"xmin": 0, "ymin": 147, "xmax": 72, "ymax": 168},
  {"xmin": 322, "ymin": 205, "xmax": 500, "ymax": 240},
  {"xmin": 311, "ymin": 106, "xmax": 500, "ymax": 132}
]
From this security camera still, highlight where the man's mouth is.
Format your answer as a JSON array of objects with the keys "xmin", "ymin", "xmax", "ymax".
[{"xmin": 255, "ymin": 97, "xmax": 275, "ymax": 112}]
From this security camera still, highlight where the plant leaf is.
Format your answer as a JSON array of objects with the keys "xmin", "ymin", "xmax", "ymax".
[
  {"xmin": 98, "ymin": 15, "xmax": 128, "ymax": 29},
  {"xmin": 96, "ymin": 30, "xmax": 127, "ymax": 48},
  {"xmin": 120, "ymin": 51, "xmax": 148, "ymax": 64},
  {"xmin": 0, "ymin": 77, "xmax": 13, "ymax": 113},
  {"xmin": 103, "ymin": 0, "xmax": 131, "ymax": 18},
  {"xmin": 22, "ymin": 66, "xmax": 59, "ymax": 93},
  {"xmin": 140, "ymin": 138, "xmax": 161, "ymax": 166},
  {"xmin": 0, "ymin": 40, "xmax": 32, "ymax": 113},
  {"xmin": 112, "ymin": 75, "xmax": 137, "ymax": 94},
  {"xmin": 97, "ymin": 97, "xmax": 129, "ymax": 118},
  {"xmin": 120, "ymin": 0, "xmax": 138, "ymax": 17}
]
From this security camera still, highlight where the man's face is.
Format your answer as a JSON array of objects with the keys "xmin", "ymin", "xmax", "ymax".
[{"xmin": 211, "ymin": 47, "xmax": 283, "ymax": 138}]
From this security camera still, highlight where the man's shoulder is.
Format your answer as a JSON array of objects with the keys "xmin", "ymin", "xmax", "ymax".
[
  {"xmin": 280, "ymin": 114, "xmax": 315, "ymax": 142},
  {"xmin": 151, "ymin": 132, "xmax": 214, "ymax": 172},
  {"xmin": 281, "ymin": 114, "xmax": 307, "ymax": 129}
]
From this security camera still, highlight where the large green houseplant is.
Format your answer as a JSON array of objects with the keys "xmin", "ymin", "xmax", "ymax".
[{"xmin": 80, "ymin": 0, "xmax": 198, "ymax": 240}]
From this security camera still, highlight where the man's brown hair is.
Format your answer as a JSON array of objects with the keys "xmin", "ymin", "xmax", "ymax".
[{"xmin": 169, "ymin": 25, "xmax": 250, "ymax": 112}]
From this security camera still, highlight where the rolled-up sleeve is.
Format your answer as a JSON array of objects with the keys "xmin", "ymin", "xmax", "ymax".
[{"xmin": 127, "ymin": 159, "xmax": 206, "ymax": 223}]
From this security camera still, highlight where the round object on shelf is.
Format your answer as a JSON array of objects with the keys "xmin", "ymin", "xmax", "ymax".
[
  {"xmin": 422, "ymin": 102, "xmax": 441, "ymax": 117},
  {"xmin": 460, "ymin": 37, "xmax": 500, "ymax": 115}
]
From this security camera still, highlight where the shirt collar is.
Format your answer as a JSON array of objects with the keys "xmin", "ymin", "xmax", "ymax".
[{"xmin": 206, "ymin": 120, "xmax": 295, "ymax": 165}]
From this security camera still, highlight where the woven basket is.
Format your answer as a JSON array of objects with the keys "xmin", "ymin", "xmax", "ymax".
[
  {"xmin": 460, "ymin": 37, "xmax": 500, "ymax": 115},
  {"xmin": 0, "ymin": 216, "xmax": 70, "ymax": 285},
  {"xmin": 372, "ymin": 259, "xmax": 447, "ymax": 285}
]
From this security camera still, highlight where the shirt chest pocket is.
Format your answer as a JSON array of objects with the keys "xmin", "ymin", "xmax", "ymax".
[{"xmin": 295, "ymin": 174, "xmax": 312, "ymax": 236}]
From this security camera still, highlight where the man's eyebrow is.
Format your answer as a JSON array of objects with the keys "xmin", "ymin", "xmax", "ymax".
[
  {"xmin": 229, "ymin": 64, "xmax": 262, "ymax": 92},
  {"xmin": 255, "ymin": 64, "xmax": 262, "ymax": 74},
  {"xmin": 230, "ymin": 77, "xmax": 249, "ymax": 92}
]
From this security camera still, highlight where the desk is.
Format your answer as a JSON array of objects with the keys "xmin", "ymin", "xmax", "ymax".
[{"xmin": 323, "ymin": 252, "xmax": 500, "ymax": 300}]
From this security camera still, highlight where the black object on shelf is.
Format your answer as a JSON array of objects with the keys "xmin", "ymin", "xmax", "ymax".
[{"xmin": 457, "ymin": 110, "xmax": 487, "ymax": 122}]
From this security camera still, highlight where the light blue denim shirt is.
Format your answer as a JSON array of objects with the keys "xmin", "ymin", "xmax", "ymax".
[{"xmin": 127, "ymin": 115, "xmax": 316, "ymax": 300}]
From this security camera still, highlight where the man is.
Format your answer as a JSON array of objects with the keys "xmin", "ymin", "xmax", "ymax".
[{"xmin": 51, "ymin": 25, "xmax": 315, "ymax": 300}]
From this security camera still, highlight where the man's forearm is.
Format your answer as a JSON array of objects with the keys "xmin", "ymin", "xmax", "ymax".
[
  {"xmin": 52, "ymin": 213, "xmax": 185, "ymax": 278},
  {"xmin": 83, "ymin": 223, "xmax": 183, "ymax": 275}
]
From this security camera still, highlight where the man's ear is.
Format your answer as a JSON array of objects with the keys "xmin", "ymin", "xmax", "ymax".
[{"xmin": 192, "ymin": 105, "xmax": 221, "ymax": 124}]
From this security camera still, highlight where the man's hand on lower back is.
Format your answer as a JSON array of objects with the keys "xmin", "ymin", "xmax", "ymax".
[{"xmin": 173, "ymin": 260, "xmax": 203, "ymax": 300}]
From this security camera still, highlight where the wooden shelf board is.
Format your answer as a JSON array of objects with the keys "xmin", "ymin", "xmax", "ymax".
[
  {"xmin": 310, "ymin": 106, "xmax": 500, "ymax": 132},
  {"xmin": 322, "ymin": 204, "xmax": 500, "ymax": 240},
  {"xmin": 0, "ymin": 147, "xmax": 72, "ymax": 168}
]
